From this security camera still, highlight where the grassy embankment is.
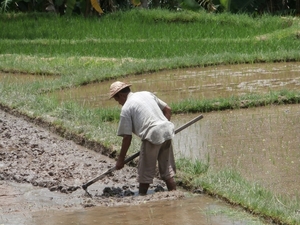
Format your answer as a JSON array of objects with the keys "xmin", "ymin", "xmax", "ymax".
[{"xmin": 1, "ymin": 9, "xmax": 300, "ymax": 224}]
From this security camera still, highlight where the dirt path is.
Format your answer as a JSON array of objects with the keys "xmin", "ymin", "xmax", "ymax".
[{"xmin": 0, "ymin": 109, "xmax": 184, "ymax": 216}]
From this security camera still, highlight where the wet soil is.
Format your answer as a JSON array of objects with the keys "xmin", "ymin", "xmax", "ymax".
[
  {"xmin": 0, "ymin": 108, "xmax": 185, "ymax": 216},
  {"xmin": 2, "ymin": 61, "xmax": 299, "ymax": 224}
]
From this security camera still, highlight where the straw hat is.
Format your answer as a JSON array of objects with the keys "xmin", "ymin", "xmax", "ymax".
[{"xmin": 109, "ymin": 81, "xmax": 132, "ymax": 99}]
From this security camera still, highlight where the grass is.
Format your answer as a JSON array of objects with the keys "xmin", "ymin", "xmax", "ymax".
[
  {"xmin": 0, "ymin": 10, "xmax": 293, "ymax": 39},
  {"xmin": 171, "ymin": 90, "xmax": 300, "ymax": 113},
  {"xmin": 1, "ymin": 10, "xmax": 299, "ymax": 63},
  {"xmin": 205, "ymin": 206, "xmax": 268, "ymax": 225},
  {"xmin": 176, "ymin": 155, "xmax": 300, "ymax": 224},
  {"xmin": 1, "ymin": 9, "xmax": 300, "ymax": 224},
  {"xmin": 178, "ymin": 165, "xmax": 300, "ymax": 225}
]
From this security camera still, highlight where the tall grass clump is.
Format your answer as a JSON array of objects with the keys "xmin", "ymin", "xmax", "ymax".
[
  {"xmin": 175, "ymin": 157, "xmax": 209, "ymax": 190},
  {"xmin": 176, "ymin": 157, "xmax": 209, "ymax": 175}
]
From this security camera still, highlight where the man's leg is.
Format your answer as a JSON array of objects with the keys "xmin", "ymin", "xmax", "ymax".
[
  {"xmin": 158, "ymin": 140, "xmax": 177, "ymax": 191},
  {"xmin": 138, "ymin": 140, "xmax": 161, "ymax": 195},
  {"xmin": 139, "ymin": 183, "xmax": 150, "ymax": 195},
  {"xmin": 165, "ymin": 177, "xmax": 176, "ymax": 191}
]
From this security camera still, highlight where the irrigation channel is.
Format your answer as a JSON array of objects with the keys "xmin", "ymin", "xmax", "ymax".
[{"xmin": 1, "ymin": 62, "xmax": 299, "ymax": 225}]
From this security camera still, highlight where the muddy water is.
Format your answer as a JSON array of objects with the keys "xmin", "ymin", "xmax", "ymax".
[
  {"xmin": 2, "ymin": 62, "xmax": 299, "ymax": 225},
  {"xmin": 47, "ymin": 62, "xmax": 300, "ymax": 202},
  {"xmin": 51, "ymin": 62, "xmax": 300, "ymax": 108},
  {"xmin": 1, "ymin": 182, "xmax": 266, "ymax": 225},
  {"xmin": 30, "ymin": 196, "xmax": 264, "ymax": 225},
  {"xmin": 172, "ymin": 104, "xmax": 300, "ymax": 198},
  {"xmin": 49, "ymin": 61, "xmax": 300, "ymax": 198}
]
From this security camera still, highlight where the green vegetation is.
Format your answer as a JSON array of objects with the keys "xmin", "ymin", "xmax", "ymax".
[
  {"xmin": 171, "ymin": 90, "xmax": 300, "ymax": 113},
  {"xmin": 1, "ymin": 9, "xmax": 300, "ymax": 224},
  {"xmin": 1, "ymin": 0, "xmax": 299, "ymax": 16},
  {"xmin": 176, "ymin": 163, "xmax": 300, "ymax": 225},
  {"xmin": 1, "ymin": 10, "xmax": 299, "ymax": 60}
]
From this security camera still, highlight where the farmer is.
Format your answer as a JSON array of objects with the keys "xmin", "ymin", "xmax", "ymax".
[{"xmin": 109, "ymin": 81, "xmax": 177, "ymax": 195}]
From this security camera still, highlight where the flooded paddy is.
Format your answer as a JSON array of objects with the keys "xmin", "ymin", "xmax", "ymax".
[
  {"xmin": 2, "ymin": 62, "xmax": 299, "ymax": 224},
  {"xmin": 1, "ymin": 183, "xmax": 266, "ymax": 225},
  {"xmin": 49, "ymin": 61, "xmax": 300, "ymax": 198},
  {"xmin": 29, "ymin": 195, "xmax": 265, "ymax": 225},
  {"xmin": 51, "ymin": 62, "xmax": 300, "ymax": 108},
  {"xmin": 0, "ymin": 109, "xmax": 267, "ymax": 225},
  {"xmin": 172, "ymin": 104, "xmax": 300, "ymax": 198}
]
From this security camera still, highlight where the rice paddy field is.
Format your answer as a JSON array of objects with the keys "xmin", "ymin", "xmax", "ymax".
[{"xmin": 1, "ymin": 9, "xmax": 300, "ymax": 225}]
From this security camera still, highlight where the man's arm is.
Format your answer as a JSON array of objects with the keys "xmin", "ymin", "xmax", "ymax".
[
  {"xmin": 116, "ymin": 134, "xmax": 132, "ymax": 170},
  {"xmin": 162, "ymin": 105, "xmax": 172, "ymax": 121}
]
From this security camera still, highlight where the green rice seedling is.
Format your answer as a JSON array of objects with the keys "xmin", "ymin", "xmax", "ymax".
[{"xmin": 1, "ymin": 10, "xmax": 299, "ymax": 63}]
